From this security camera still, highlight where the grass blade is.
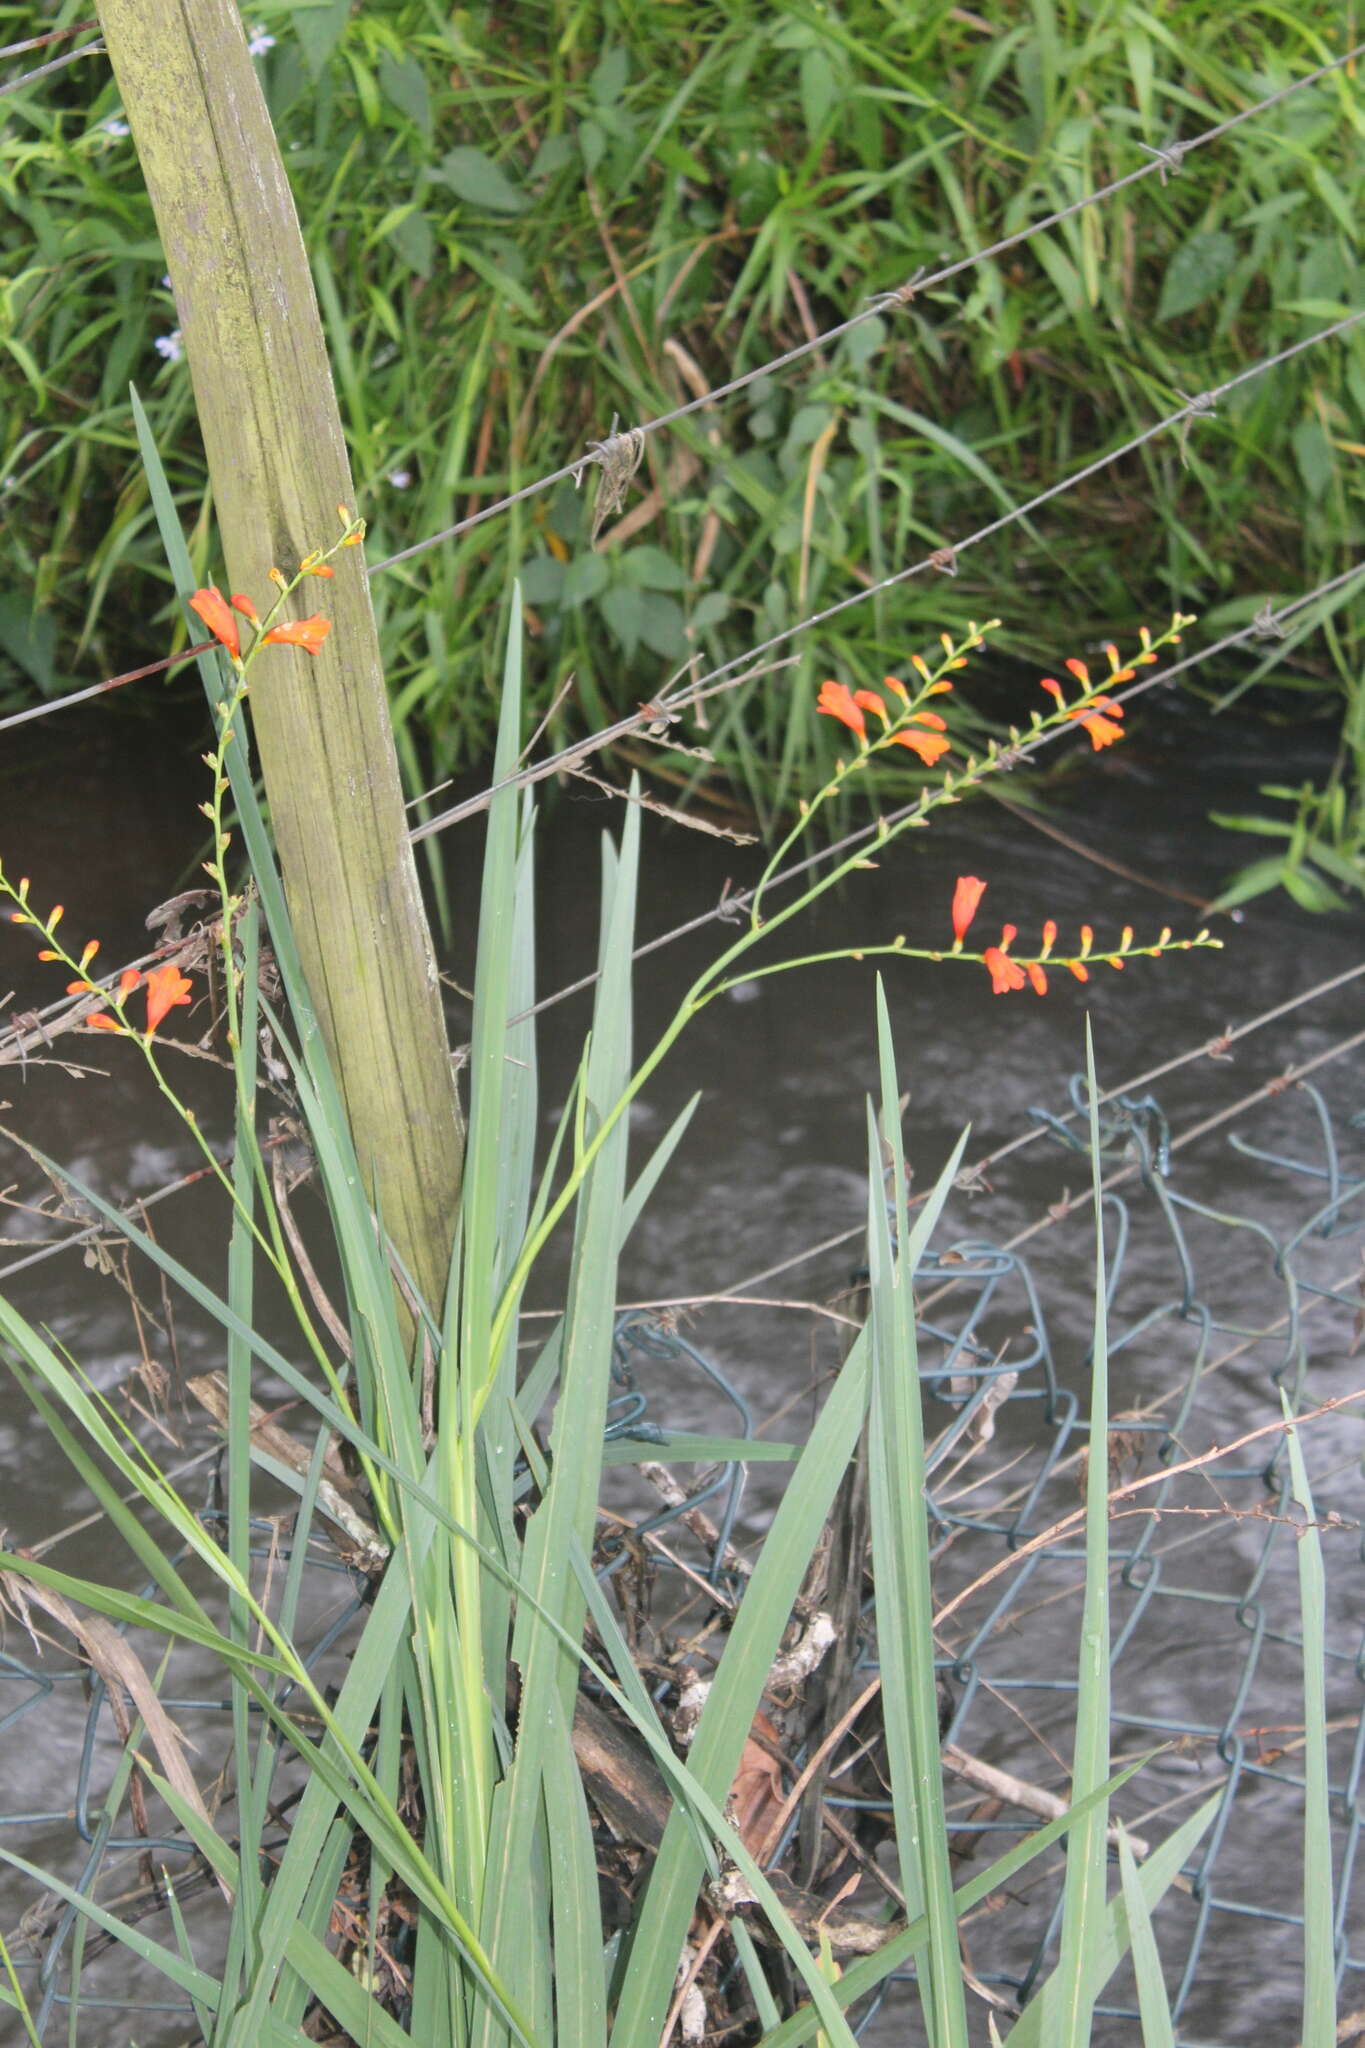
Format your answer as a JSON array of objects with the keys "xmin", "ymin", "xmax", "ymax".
[
  {"xmin": 865, "ymin": 978, "xmax": 969, "ymax": 2044},
  {"xmin": 1001, "ymin": 1793, "xmax": 1220, "ymax": 2048},
  {"xmin": 1050, "ymin": 1018, "xmax": 1115, "ymax": 2045},
  {"xmin": 1116, "ymin": 1825, "xmax": 1175, "ymax": 2048},
  {"xmin": 1281, "ymin": 1393, "xmax": 1337, "ymax": 2048}
]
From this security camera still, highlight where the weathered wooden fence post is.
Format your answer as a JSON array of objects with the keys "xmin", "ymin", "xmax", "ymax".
[{"xmin": 95, "ymin": 0, "xmax": 464, "ymax": 1311}]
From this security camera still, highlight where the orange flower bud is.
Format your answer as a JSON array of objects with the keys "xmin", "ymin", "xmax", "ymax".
[
  {"xmin": 230, "ymin": 594, "xmax": 259, "ymax": 622},
  {"xmin": 1065, "ymin": 656, "xmax": 1090, "ymax": 686},
  {"xmin": 1026, "ymin": 961, "xmax": 1047, "ymax": 995},
  {"xmin": 86, "ymin": 1012, "xmax": 123, "ymax": 1033},
  {"xmin": 951, "ymin": 876, "xmax": 986, "ymax": 944},
  {"xmin": 189, "ymin": 586, "xmax": 240, "ymax": 659},
  {"xmin": 1040, "ymin": 919, "xmax": 1058, "ymax": 954},
  {"xmin": 1068, "ymin": 960, "xmax": 1090, "ymax": 983}
]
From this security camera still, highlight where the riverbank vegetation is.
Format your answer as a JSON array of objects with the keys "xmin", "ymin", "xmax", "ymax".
[{"xmin": 2, "ymin": 0, "xmax": 1362, "ymax": 873}]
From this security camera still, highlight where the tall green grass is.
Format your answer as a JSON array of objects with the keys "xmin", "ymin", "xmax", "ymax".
[{"xmin": 2, "ymin": 0, "xmax": 1362, "ymax": 856}]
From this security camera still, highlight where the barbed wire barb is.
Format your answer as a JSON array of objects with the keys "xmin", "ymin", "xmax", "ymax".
[
  {"xmin": 407, "ymin": 312, "xmax": 1365, "ymax": 848},
  {"xmin": 574, "ymin": 416, "xmax": 647, "ymax": 545},
  {"xmin": 366, "ymin": 36, "xmax": 1365, "ymax": 576}
]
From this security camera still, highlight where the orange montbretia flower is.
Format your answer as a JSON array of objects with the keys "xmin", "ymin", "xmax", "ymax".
[
  {"xmin": 1073, "ymin": 699, "xmax": 1125, "ymax": 749},
  {"xmin": 262, "ymin": 615, "xmax": 331, "ymax": 656},
  {"xmin": 146, "ymin": 963, "xmax": 194, "ymax": 1034},
  {"xmin": 1041, "ymin": 671, "xmax": 1126, "ymax": 750},
  {"xmin": 982, "ymin": 946, "xmax": 1027, "ymax": 994},
  {"xmin": 189, "ymin": 586, "xmax": 241, "ymax": 659},
  {"xmin": 889, "ymin": 727, "xmax": 951, "ymax": 765},
  {"xmin": 817, "ymin": 680, "xmax": 866, "ymax": 736},
  {"xmin": 82, "ymin": 963, "xmax": 193, "ymax": 1037},
  {"xmin": 951, "ymin": 875, "xmax": 986, "ymax": 944}
]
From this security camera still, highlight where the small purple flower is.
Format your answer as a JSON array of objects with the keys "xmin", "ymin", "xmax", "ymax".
[
  {"xmin": 155, "ymin": 330, "xmax": 184, "ymax": 364},
  {"xmin": 247, "ymin": 25, "xmax": 275, "ymax": 56},
  {"xmin": 387, "ymin": 469, "xmax": 413, "ymax": 490},
  {"xmin": 101, "ymin": 117, "xmax": 130, "ymax": 138}
]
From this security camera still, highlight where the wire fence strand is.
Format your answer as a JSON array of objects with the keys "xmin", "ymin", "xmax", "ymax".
[
  {"xmin": 407, "ymin": 311, "xmax": 1365, "ymax": 846},
  {"xmin": 366, "ymin": 37, "xmax": 1365, "ymax": 577}
]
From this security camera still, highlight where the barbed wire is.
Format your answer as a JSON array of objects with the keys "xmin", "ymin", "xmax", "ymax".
[
  {"xmin": 407, "ymin": 310, "xmax": 1365, "ymax": 846},
  {"xmin": 634, "ymin": 1014, "xmax": 1365, "ymax": 1328},
  {"xmin": 468, "ymin": 553, "xmax": 1365, "ymax": 1032},
  {"xmin": 367, "ymin": 37, "xmax": 1365, "ymax": 577},
  {"xmin": 0, "ymin": 644, "xmax": 214, "ymax": 739},
  {"xmin": 0, "ymin": 23, "xmax": 104, "ymax": 98},
  {"xmin": 3, "ymin": 45, "xmax": 1360, "ymax": 774},
  {"xmin": 2, "ymin": 953, "xmax": 1358, "ymax": 1310}
]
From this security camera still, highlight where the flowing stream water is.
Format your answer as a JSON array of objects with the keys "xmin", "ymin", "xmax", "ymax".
[{"xmin": 1, "ymin": 679, "xmax": 1361, "ymax": 2045}]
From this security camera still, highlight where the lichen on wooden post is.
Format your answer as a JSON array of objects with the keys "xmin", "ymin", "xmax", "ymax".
[{"xmin": 95, "ymin": 0, "xmax": 464, "ymax": 1314}]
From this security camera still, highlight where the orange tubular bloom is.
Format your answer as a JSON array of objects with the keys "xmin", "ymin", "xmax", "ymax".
[
  {"xmin": 189, "ymin": 586, "xmax": 241, "ymax": 659},
  {"xmin": 910, "ymin": 710, "xmax": 948, "ymax": 731},
  {"xmin": 1065, "ymin": 657, "xmax": 1090, "ymax": 687},
  {"xmin": 262, "ymin": 615, "xmax": 332, "ymax": 656},
  {"xmin": 145, "ymin": 964, "xmax": 193, "ymax": 1036},
  {"xmin": 119, "ymin": 969, "xmax": 141, "ymax": 998},
  {"xmin": 817, "ymin": 680, "xmax": 866, "ymax": 736},
  {"xmin": 951, "ymin": 876, "xmax": 987, "ymax": 944},
  {"xmin": 889, "ymin": 728, "xmax": 951, "ymax": 766},
  {"xmin": 1026, "ymin": 961, "xmax": 1048, "ymax": 995},
  {"xmin": 982, "ymin": 947, "xmax": 1027, "ymax": 994},
  {"xmin": 86, "ymin": 1013, "xmax": 124, "ymax": 1033},
  {"xmin": 1040, "ymin": 677, "xmax": 1065, "ymax": 705},
  {"xmin": 882, "ymin": 675, "xmax": 908, "ymax": 699},
  {"xmin": 230, "ymin": 594, "xmax": 259, "ymax": 622},
  {"xmin": 1072, "ymin": 698, "xmax": 1125, "ymax": 750},
  {"xmin": 853, "ymin": 688, "xmax": 889, "ymax": 724}
]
